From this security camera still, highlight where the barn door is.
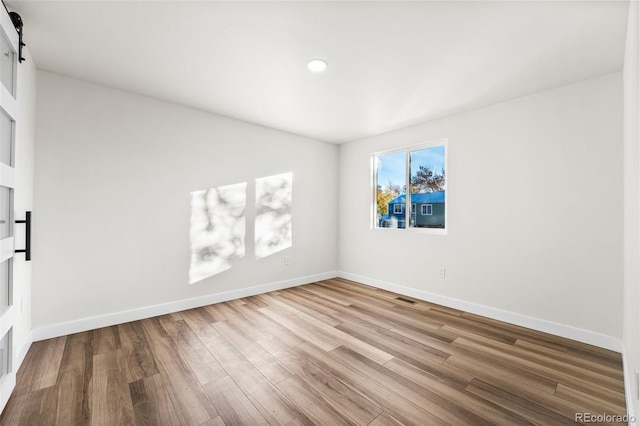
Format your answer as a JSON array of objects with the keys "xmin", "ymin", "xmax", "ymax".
[{"xmin": 0, "ymin": 6, "xmax": 21, "ymax": 410}]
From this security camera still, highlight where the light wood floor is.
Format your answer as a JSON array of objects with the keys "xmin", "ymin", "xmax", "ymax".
[{"xmin": 0, "ymin": 278, "xmax": 627, "ymax": 425}]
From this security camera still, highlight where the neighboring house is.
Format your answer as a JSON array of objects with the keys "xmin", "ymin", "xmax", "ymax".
[{"xmin": 379, "ymin": 191, "xmax": 445, "ymax": 228}]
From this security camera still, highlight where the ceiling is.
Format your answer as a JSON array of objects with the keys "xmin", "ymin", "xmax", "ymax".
[{"xmin": 7, "ymin": 1, "xmax": 629, "ymax": 143}]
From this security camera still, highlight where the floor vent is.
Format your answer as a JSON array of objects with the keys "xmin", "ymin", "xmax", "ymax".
[{"xmin": 395, "ymin": 297, "xmax": 416, "ymax": 304}]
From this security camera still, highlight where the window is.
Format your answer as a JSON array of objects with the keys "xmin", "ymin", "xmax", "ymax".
[
  {"xmin": 374, "ymin": 140, "xmax": 446, "ymax": 232},
  {"xmin": 0, "ymin": 186, "xmax": 11, "ymax": 239},
  {"xmin": 0, "ymin": 109, "xmax": 13, "ymax": 167},
  {"xmin": 0, "ymin": 31, "xmax": 15, "ymax": 96},
  {"xmin": 0, "ymin": 329, "xmax": 10, "ymax": 382},
  {"xmin": 0, "ymin": 260, "xmax": 10, "ymax": 314},
  {"xmin": 375, "ymin": 151, "xmax": 406, "ymax": 229}
]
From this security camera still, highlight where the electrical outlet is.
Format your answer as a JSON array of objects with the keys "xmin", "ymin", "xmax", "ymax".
[
  {"xmin": 439, "ymin": 267, "xmax": 446, "ymax": 278},
  {"xmin": 284, "ymin": 256, "xmax": 290, "ymax": 266}
]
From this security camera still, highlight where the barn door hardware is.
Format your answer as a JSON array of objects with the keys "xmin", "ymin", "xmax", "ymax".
[
  {"xmin": 15, "ymin": 211, "xmax": 31, "ymax": 261},
  {"xmin": 8, "ymin": 12, "xmax": 25, "ymax": 63}
]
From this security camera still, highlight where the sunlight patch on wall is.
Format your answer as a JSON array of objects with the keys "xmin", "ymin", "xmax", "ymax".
[
  {"xmin": 255, "ymin": 172, "xmax": 292, "ymax": 259},
  {"xmin": 189, "ymin": 182, "xmax": 246, "ymax": 284}
]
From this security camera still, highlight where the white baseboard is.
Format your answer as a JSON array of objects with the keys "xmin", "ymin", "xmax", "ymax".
[
  {"xmin": 622, "ymin": 343, "xmax": 638, "ymax": 425},
  {"xmin": 32, "ymin": 269, "xmax": 622, "ymax": 354},
  {"xmin": 338, "ymin": 271, "xmax": 622, "ymax": 352},
  {"xmin": 32, "ymin": 271, "xmax": 338, "ymax": 342}
]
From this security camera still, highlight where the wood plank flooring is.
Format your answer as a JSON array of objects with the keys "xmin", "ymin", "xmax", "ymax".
[{"xmin": 0, "ymin": 278, "xmax": 627, "ymax": 425}]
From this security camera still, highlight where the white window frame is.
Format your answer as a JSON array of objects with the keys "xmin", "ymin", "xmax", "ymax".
[
  {"xmin": 393, "ymin": 204, "xmax": 403, "ymax": 214},
  {"xmin": 421, "ymin": 204, "xmax": 433, "ymax": 216},
  {"xmin": 372, "ymin": 138, "xmax": 447, "ymax": 234}
]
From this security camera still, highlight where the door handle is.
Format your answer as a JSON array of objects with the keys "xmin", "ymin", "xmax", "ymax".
[{"xmin": 15, "ymin": 211, "xmax": 31, "ymax": 261}]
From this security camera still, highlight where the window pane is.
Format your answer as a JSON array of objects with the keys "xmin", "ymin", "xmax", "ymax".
[
  {"xmin": 0, "ymin": 329, "xmax": 10, "ymax": 381},
  {"xmin": 0, "ymin": 31, "xmax": 16, "ymax": 95},
  {"xmin": 1, "ymin": 108, "xmax": 13, "ymax": 166},
  {"xmin": 0, "ymin": 259, "xmax": 10, "ymax": 314},
  {"xmin": 376, "ymin": 152, "xmax": 406, "ymax": 229},
  {"xmin": 0, "ymin": 186, "xmax": 11, "ymax": 239},
  {"xmin": 409, "ymin": 146, "xmax": 446, "ymax": 228}
]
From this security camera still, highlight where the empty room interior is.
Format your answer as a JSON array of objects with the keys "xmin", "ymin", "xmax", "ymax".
[{"xmin": 0, "ymin": 0, "xmax": 638, "ymax": 425}]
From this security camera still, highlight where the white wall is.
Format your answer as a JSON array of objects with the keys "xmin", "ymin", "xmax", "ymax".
[
  {"xmin": 32, "ymin": 71, "xmax": 338, "ymax": 333},
  {"xmin": 623, "ymin": 0, "xmax": 640, "ymax": 421},
  {"xmin": 339, "ymin": 72, "xmax": 623, "ymax": 341}
]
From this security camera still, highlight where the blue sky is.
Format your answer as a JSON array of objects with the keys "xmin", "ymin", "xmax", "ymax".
[
  {"xmin": 377, "ymin": 151, "xmax": 406, "ymax": 189},
  {"xmin": 378, "ymin": 146, "xmax": 445, "ymax": 191}
]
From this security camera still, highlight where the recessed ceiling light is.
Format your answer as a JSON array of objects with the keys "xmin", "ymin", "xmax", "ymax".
[{"xmin": 307, "ymin": 59, "xmax": 328, "ymax": 73}]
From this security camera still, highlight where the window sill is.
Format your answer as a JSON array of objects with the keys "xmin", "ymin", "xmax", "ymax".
[{"xmin": 372, "ymin": 227, "xmax": 447, "ymax": 236}]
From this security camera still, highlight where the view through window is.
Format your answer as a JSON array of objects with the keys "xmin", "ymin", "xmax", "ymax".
[{"xmin": 375, "ymin": 141, "xmax": 446, "ymax": 231}]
